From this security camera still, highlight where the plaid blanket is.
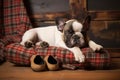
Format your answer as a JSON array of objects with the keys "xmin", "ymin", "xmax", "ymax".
[
  {"xmin": 5, "ymin": 43, "xmax": 110, "ymax": 69},
  {"xmin": 0, "ymin": 0, "xmax": 32, "ymax": 63}
]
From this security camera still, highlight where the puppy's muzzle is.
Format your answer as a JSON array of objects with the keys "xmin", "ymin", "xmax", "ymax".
[
  {"xmin": 71, "ymin": 34, "xmax": 85, "ymax": 47},
  {"xmin": 71, "ymin": 35, "xmax": 80, "ymax": 46},
  {"xmin": 72, "ymin": 35, "xmax": 80, "ymax": 43}
]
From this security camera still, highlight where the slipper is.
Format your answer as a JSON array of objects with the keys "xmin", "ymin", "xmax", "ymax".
[
  {"xmin": 44, "ymin": 55, "xmax": 59, "ymax": 71},
  {"xmin": 30, "ymin": 55, "xmax": 46, "ymax": 72}
]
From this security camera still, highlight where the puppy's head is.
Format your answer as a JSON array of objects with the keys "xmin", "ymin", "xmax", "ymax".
[{"xmin": 55, "ymin": 16, "xmax": 91, "ymax": 48}]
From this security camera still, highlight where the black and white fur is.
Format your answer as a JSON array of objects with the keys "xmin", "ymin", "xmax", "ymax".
[{"xmin": 20, "ymin": 16, "xmax": 103, "ymax": 63}]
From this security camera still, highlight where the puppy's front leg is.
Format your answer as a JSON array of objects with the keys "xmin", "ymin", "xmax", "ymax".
[
  {"xmin": 70, "ymin": 47, "xmax": 85, "ymax": 62},
  {"xmin": 89, "ymin": 40, "xmax": 103, "ymax": 51},
  {"xmin": 59, "ymin": 41, "xmax": 85, "ymax": 62}
]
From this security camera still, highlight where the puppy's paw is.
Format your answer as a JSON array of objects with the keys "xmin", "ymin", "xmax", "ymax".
[
  {"xmin": 91, "ymin": 44, "xmax": 103, "ymax": 51},
  {"xmin": 25, "ymin": 41, "xmax": 34, "ymax": 48},
  {"xmin": 94, "ymin": 44, "xmax": 103, "ymax": 51},
  {"xmin": 78, "ymin": 54, "xmax": 85, "ymax": 63},
  {"xmin": 89, "ymin": 41, "xmax": 103, "ymax": 51},
  {"xmin": 74, "ymin": 52, "xmax": 85, "ymax": 63},
  {"xmin": 41, "ymin": 41, "xmax": 49, "ymax": 48},
  {"xmin": 36, "ymin": 41, "xmax": 49, "ymax": 48}
]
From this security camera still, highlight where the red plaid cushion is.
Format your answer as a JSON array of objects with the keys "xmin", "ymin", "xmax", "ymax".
[{"xmin": 5, "ymin": 43, "xmax": 110, "ymax": 69}]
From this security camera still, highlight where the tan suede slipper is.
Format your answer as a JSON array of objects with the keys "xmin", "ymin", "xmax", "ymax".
[
  {"xmin": 44, "ymin": 55, "xmax": 59, "ymax": 71},
  {"xmin": 30, "ymin": 55, "xmax": 46, "ymax": 72}
]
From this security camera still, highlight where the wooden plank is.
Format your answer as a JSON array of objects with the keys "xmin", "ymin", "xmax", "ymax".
[
  {"xmin": 29, "ymin": 12, "xmax": 71, "ymax": 27},
  {"xmin": 106, "ymin": 48, "xmax": 120, "ymax": 58},
  {"xmin": 111, "ymin": 58, "xmax": 120, "ymax": 62},
  {"xmin": 89, "ymin": 11, "xmax": 120, "ymax": 20},
  {"xmin": 30, "ymin": 12, "xmax": 70, "ymax": 21},
  {"xmin": 110, "ymin": 53, "xmax": 120, "ymax": 58},
  {"xmin": 82, "ymin": 0, "xmax": 120, "ymax": 20},
  {"xmin": 87, "ymin": 0, "xmax": 120, "ymax": 11},
  {"xmin": 111, "ymin": 58, "xmax": 120, "ymax": 69},
  {"xmin": 105, "ymin": 49, "xmax": 120, "ymax": 68},
  {"xmin": 0, "ymin": 62, "xmax": 120, "ymax": 80}
]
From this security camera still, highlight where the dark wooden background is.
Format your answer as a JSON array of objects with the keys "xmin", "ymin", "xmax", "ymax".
[{"xmin": 87, "ymin": 0, "xmax": 120, "ymax": 11}]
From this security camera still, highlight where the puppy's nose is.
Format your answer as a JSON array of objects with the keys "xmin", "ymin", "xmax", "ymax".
[{"xmin": 73, "ymin": 35, "xmax": 80, "ymax": 40}]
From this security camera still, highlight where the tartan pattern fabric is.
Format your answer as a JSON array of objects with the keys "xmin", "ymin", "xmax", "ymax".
[
  {"xmin": 3, "ymin": 0, "xmax": 32, "ymax": 36},
  {"xmin": 83, "ymin": 48, "xmax": 110, "ymax": 69},
  {"xmin": 0, "ymin": 0, "xmax": 32, "ymax": 63},
  {"xmin": 0, "ymin": 41, "xmax": 5, "ymax": 63},
  {"xmin": 5, "ymin": 43, "xmax": 110, "ymax": 69}
]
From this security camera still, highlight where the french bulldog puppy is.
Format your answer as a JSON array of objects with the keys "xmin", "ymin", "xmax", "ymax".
[{"xmin": 20, "ymin": 16, "xmax": 103, "ymax": 63}]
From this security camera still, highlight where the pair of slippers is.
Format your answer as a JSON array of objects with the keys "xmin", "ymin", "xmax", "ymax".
[{"xmin": 30, "ymin": 55, "xmax": 59, "ymax": 72}]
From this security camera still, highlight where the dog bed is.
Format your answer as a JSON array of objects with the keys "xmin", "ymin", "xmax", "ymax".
[{"xmin": 5, "ymin": 43, "xmax": 110, "ymax": 69}]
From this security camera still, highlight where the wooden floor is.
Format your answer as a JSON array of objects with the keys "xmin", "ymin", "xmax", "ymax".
[{"xmin": 0, "ymin": 61, "xmax": 120, "ymax": 80}]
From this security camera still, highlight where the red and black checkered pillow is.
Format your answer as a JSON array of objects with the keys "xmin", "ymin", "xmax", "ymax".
[{"xmin": 5, "ymin": 43, "xmax": 110, "ymax": 69}]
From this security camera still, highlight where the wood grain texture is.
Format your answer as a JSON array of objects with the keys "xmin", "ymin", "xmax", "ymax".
[{"xmin": 0, "ymin": 62, "xmax": 120, "ymax": 80}]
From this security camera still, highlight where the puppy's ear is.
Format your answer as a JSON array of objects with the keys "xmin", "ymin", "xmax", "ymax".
[
  {"xmin": 55, "ymin": 17, "xmax": 66, "ymax": 32},
  {"xmin": 82, "ymin": 15, "xmax": 91, "ymax": 32}
]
